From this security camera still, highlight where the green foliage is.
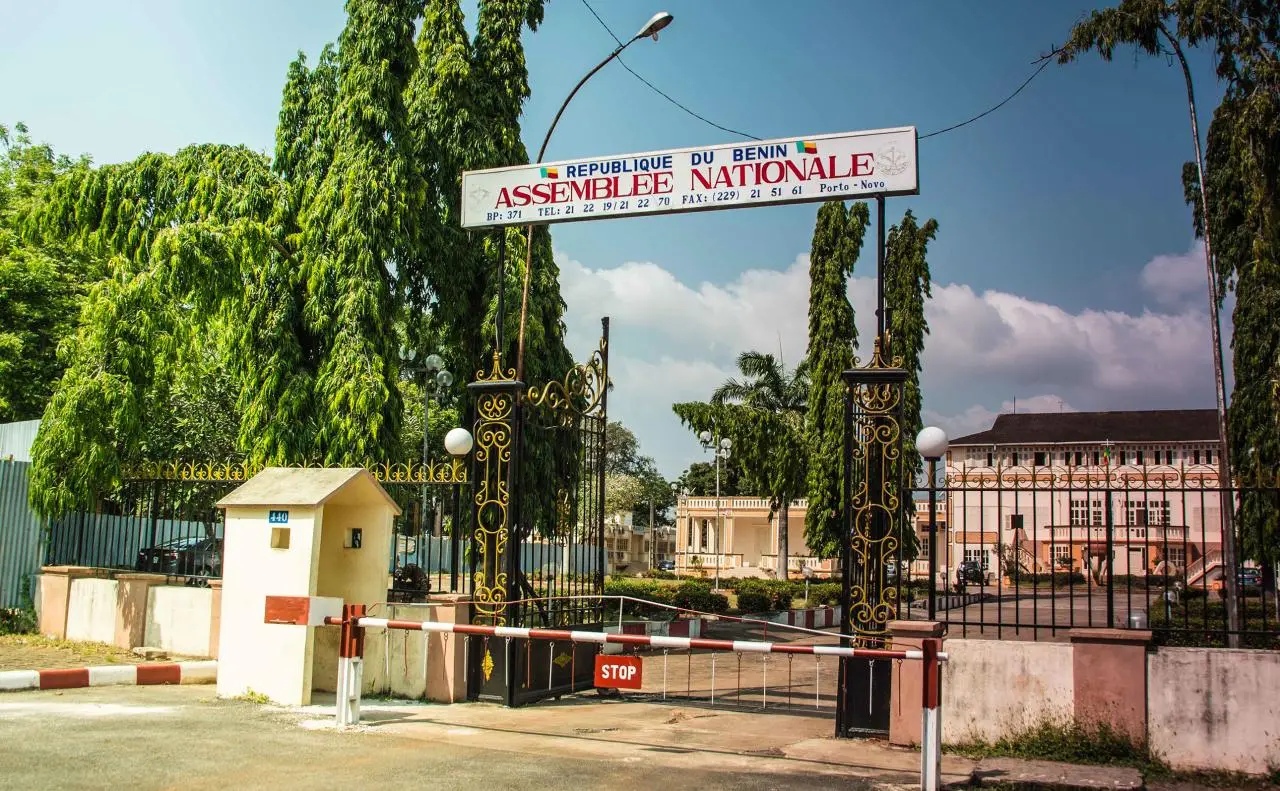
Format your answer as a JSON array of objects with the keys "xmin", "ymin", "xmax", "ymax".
[
  {"xmin": 1060, "ymin": 0, "xmax": 1280, "ymax": 564},
  {"xmin": 677, "ymin": 459, "xmax": 745, "ymax": 497},
  {"xmin": 949, "ymin": 717, "xmax": 1154, "ymax": 769},
  {"xmin": 605, "ymin": 420, "xmax": 673, "ymax": 527},
  {"xmin": 0, "ymin": 578, "xmax": 38, "ymax": 636},
  {"xmin": 733, "ymin": 578, "xmax": 795, "ymax": 610},
  {"xmin": 604, "ymin": 577, "xmax": 676, "ymax": 619},
  {"xmin": 1150, "ymin": 597, "xmax": 1280, "ymax": 649},
  {"xmin": 671, "ymin": 581, "xmax": 729, "ymax": 614},
  {"xmin": 804, "ymin": 200, "xmax": 869, "ymax": 557},
  {"xmin": 0, "ymin": 123, "xmax": 90, "ymax": 423},
  {"xmin": 806, "ymin": 582, "xmax": 843, "ymax": 606},
  {"xmin": 735, "ymin": 591, "xmax": 771, "ymax": 613},
  {"xmin": 604, "ymin": 472, "xmax": 647, "ymax": 516},
  {"xmin": 23, "ymin": 0, "xmax": 581, "ymax": 527}
]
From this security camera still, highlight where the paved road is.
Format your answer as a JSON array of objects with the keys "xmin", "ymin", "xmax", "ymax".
[{"xmin": 0, "ymin": 686, "xmax": 921, "ymax": 790}]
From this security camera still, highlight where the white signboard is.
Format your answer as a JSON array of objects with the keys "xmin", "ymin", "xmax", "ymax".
[{"xmin": 460, "ymin": 126, "xmax": 918, "ymax": 228}]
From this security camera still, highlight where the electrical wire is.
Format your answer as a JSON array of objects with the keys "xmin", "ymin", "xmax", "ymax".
[
  {"xmin": 917, "ymin": 58, "xmax": 1053, "ymax": 140},
  {"xmin": 579, "ymin": 0, "xmax": 760, "ymax": 141},
  {"xmin": 578, "ymin": 0, "xmax": 1051, "ymax": 145}
]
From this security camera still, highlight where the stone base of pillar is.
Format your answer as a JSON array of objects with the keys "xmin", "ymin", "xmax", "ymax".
[
  {"xmin": 37, "ymin": 566, "xmax": 104, "ymax": 640},
  {"xmin": 888, "ymin": 620, "xmax": 946, "ymax": 746}
]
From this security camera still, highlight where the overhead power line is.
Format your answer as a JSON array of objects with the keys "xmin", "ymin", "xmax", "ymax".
[{"xmin": 578, "ymin": 0, "xmax": 1051, "ymax": 145}]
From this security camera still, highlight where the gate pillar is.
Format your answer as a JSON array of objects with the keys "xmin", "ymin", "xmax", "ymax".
[
  {"xmin": 837, "ymin": 341, "xmax": 907, "ymax": 738},
  {"xmin": 466, "ymin": 352, "xmax": 523, "ymax": 702}
]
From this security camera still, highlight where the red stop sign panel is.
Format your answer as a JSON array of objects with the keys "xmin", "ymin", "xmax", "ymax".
[{"xmin": 594, "ymin": 655, "xmax": 643, "ymax": 690}]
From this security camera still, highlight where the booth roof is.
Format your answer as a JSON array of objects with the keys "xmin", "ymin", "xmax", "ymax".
[{"xmin": 216, "ymin": 467, "xmax": 401, "ymax": 514}]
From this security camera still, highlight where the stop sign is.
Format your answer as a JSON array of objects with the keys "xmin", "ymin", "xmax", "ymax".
[{"xmin": 593, "ymin": 655, "xmax": 643, "ymax": 690}]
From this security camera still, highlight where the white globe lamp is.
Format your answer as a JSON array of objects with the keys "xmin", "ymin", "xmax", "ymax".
[
  {"xmin": 916, "ymin": 426, "xmax": 949, "ymax": 461},
  {"xmin": 444, "ymin": 427, "xmax": 474, "ymax": 457}
]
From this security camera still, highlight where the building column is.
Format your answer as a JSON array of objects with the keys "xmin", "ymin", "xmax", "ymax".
[
  {"xmin": 888, "ymin": 620, "xmax": 946, "ymax": 746},
  {"xmin": 1069, "ymin": 628, "xmax": 1151, "ymax": 745}
]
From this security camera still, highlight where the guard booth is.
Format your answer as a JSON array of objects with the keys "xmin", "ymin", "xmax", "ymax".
[{"xmin": 214, "ymin": 467, "xmax": 400, "ymax": 705}]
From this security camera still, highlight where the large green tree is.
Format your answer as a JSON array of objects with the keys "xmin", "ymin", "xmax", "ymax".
[
  {"xmin": 804, "ymin": 200, "xmax": 869, "ymax": 558},
  {"xmin": 886, "ymin": 210, "xmax": 938, "ymax": 561},
  {"xmin": 1059, "ymin": 0, "xmax": 1280, "ymax": 567},
  {"xmin": 0, "ymin": 123, "xmax": 91, "ymax": 423},
  {"xmin": 23, "ymin": 0, "xmax": 582, "ymax": 525},
  {"xmin": 675, "ymin": 352, "xmax": 809, "ymax": 578}
]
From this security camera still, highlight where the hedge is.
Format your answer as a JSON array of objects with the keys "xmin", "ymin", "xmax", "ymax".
[{"xmin": 1150, "ymin": 598, "xmax": 1280, "ymax": 649}]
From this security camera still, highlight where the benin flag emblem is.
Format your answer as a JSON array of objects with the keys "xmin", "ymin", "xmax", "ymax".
[
  {"xmin": 796, "ymin": 141, "xmax": 818, "ymax": 155},
  {"xmin": 541, "ymin": 167, "xmax": 559, "ymax": 178}
]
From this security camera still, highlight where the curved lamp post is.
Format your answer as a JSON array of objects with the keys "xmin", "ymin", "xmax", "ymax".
[
  {"xmin": 699, "ymin": 427, "xmax": 731, "ymax": 591},
  {"xmin": 916, "ymin": 426, "xmax": 949, "ymax": 620},
  {"xmin": 515, "ymin": 11, "xmax": 674, "ymax": 379},
  {"xmin": 400, "ymin": 348, "xmax": 454, "ymax": 532}
]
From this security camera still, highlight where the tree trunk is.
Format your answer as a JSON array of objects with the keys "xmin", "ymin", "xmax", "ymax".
[{"xmin": 778, "ymin": 498, "xmax": 790, "ymax": 580}]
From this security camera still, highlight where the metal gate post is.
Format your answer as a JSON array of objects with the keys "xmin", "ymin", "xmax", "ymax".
[{"xmin": 837, "ymin": 344, "xmax": 908, "ymax": 738}]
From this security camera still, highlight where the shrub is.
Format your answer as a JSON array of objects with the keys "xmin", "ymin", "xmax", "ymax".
[
  {"xmin": 1014, "ymin": 572, "xmax": 1087, "ymax": 588},
  {"xmin": 647, "ymin": 569, "xmax": 677, "ymax": 580},
  {"xmin": 604, "ymin": 577, "xmax": 676, "ymax": 618},
  {"xmin": 736, "ymin": 591, "xmax": 771, "ymax": 613},
  {"xmin": 671, "ymin": 581, "xmax": 729, "ymax": 614},
  {"xmin": 0, "ymin": 578, "xmax": 38, "ymax": 636},
  {"xmin": 1150, "ymin": 597, "xmax": 1280, "ymax": 649},
  {"xmin": 807, "ymin": 582, "xmax": 842, "ymax": 606},
  {"xmin": 734, "ymin": 578, "xmax": 799, "ymax": 610}
]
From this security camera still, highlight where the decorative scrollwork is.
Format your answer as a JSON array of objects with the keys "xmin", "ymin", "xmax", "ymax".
[
  {"xmin": 476, "ymin": 349, "xmax": 516, "ymax": 383},
  {"xmin": 472, "ymin": 381, "xmax": 516, "ymax": 626},
  {"xmin": 121, "ymin": 458, "xmax": 468, "ymax": 485},
  {"xmin": 524, "ymin": 337, "xmax": 608, "ymax": 424},
  {"xmin": 943, "ymin": 463, "xmax": 1237, "ymax": 492},
  {"xmin": 844, "ymin": 336, "xmax": 908, "ymax": 641}
]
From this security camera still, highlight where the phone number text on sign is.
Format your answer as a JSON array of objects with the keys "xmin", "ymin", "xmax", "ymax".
[{"xmin": 460, "ymin": 127, "xmax": 917, "ymax": 229}]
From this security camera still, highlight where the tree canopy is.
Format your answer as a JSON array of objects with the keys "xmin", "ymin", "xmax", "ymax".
[
  {"xmin": 804, "ymin": 200, "xmax": 868, "ymax": 558},
  {"xmin": 20, "ymin": 0, "xmax": 577, "ymax": 519}
]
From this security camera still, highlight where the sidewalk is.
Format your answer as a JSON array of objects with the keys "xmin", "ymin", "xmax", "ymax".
[{"xmin": 295, "ymin": 693, "xmax": 1144, "ymax": 789}]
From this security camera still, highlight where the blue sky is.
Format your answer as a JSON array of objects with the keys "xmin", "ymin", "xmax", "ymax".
[{"xmin": 1, "ymin": 1, "xmax": 1228, "ymax": 477}]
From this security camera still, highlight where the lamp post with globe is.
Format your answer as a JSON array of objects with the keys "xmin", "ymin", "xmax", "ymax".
[
  {"xmin": 916, "ymin": 426, "xmax": 949, "ymax": 619},
  {"xmin": 699, "ymin": 426, "xmax": 732, "ymax": 591},
  {"xmin": 400, "ymin": 348, "xmax": 455, "ymax": 534}
]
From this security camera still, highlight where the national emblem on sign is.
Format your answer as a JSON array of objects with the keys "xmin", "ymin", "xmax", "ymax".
[{"xmin": 878, "ymin": 144, "xmax": 910, "ymax": 176}]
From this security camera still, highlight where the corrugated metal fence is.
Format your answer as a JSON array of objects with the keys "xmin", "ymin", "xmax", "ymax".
[{"xmin": 0, "ymin": 459, "xmax": 43, "ymax": 609}]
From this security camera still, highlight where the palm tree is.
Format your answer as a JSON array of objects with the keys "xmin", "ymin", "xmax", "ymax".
[{"xmin": 713, "ymin": 351, "xmax": 808, "ymax": 579}]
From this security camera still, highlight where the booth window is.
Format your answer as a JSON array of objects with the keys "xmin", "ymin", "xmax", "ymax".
[{"xmin": 271, "ymin": 527, "xmax": 291, "ymax": 549}]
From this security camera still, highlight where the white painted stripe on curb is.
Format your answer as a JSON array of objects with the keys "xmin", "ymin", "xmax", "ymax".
[
  {"xmin": 180, "ymin": 661, "xmax": 218, "ymax": 683},
  {"xmin": 0, "ymin": 670, "xmax": 39, "ymax": 691},
  {"xmin": 88, "ymin": 666, "xmax": 137, "ymax": 686}
]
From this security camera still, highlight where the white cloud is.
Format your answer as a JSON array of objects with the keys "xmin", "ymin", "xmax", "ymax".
[
  {"xmin": 1140, "ymin": 241, "xmax": 1208, "ymax": 310},
  {"xmin": 557, "ymin": 246, "xmax": 1219, "ymax": 479}
]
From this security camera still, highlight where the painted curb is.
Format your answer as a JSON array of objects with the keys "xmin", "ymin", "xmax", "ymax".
[{"xmin": 0, "ymin": 660, "xmax": 216, "ymax": 692}]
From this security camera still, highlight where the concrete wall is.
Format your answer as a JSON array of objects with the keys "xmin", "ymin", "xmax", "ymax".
[
  {"xmin": 145, "ymin": 586, "xmax": 214, "ymax": 657},
  {"xmin": 64, "ymin": 578, "xmax": 119, "ymax": 644},
  {"xmin": 1148, "ymin": 647, "xmax": 1280, "ymax": 774},
  {"xmin": 941, "ymin": 638, "xmax": 1074, "ymax": 743}
]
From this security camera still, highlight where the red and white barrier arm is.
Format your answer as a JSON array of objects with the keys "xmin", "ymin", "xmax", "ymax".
[{"xmin": 327, "ymin": 617, "xmax": 950, "ymax": 662}]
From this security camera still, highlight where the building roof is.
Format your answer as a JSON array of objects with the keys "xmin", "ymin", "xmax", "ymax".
[
  {"xmin": 217, "ymin": 467, "xmax": 401, "ymax": 514},
  {"xmin": 949, "ymin": 409, "xmax": 1218, "ymax": 447}
]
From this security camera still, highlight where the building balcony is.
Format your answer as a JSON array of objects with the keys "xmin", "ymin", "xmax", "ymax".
[
  {"xmin": 676, "ymin": 552, "xmax": 743, "ymax": 571},
  {"xmin": 1045, "ymin": 524, "xmax": 1192, "ymax": 542},
  {"xmin": 679, "ymin": 497, "xmax": 809, "ymax": 511}
]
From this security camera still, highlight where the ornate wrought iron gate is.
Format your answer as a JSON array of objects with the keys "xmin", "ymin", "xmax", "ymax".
[
  {"xmin": 466, "ymin": 320, "xmax": 610, "ymax": 706},
  {"xmin": 837, "ymin": 341, "xmax": 908, "ymax": 737}
]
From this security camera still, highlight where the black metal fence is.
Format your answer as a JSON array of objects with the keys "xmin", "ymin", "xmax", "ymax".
[
  {"xmin": 43, "ymin": 464, "xmax": 477, "ymax": 599},
  {"xmin": 896, "ymin": 467, "xmax": 1279, "ymax": 649}
]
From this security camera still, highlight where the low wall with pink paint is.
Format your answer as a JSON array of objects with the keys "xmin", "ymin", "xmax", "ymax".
[{"xmin": 941, "ymin": 638, "xmax": 1075, "ymax": 743}]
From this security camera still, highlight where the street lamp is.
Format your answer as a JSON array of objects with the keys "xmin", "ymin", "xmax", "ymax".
[
  {"xmin": 515, "ymin": 11, "xmax": 675, "ymax": 380},
  {"xmin": 916, "ymin": 426, "xmax": 949, "ymax": 620},
  {"xmin": 400, "ymin": 347, "xmax": 455, "ymax": 534},
  {"xmin": 699, "ymin": 426, "xmax": 731, "ymax": 591}
]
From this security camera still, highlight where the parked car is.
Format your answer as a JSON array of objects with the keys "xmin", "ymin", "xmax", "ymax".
[
  {"xmin": 955, "ymin": 560, "xmax": 991, "ymax": 587},
  {"xmin": 136, "ymin": 536, "xmax": 222, "ymax": 577},
  {"xmin": 656, "ymin": 560, "xmax": 675, "ymax": 571},
  {"xmin": 1238, "ymin": 567, "xmax": 1262, "ymax": 588}
]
